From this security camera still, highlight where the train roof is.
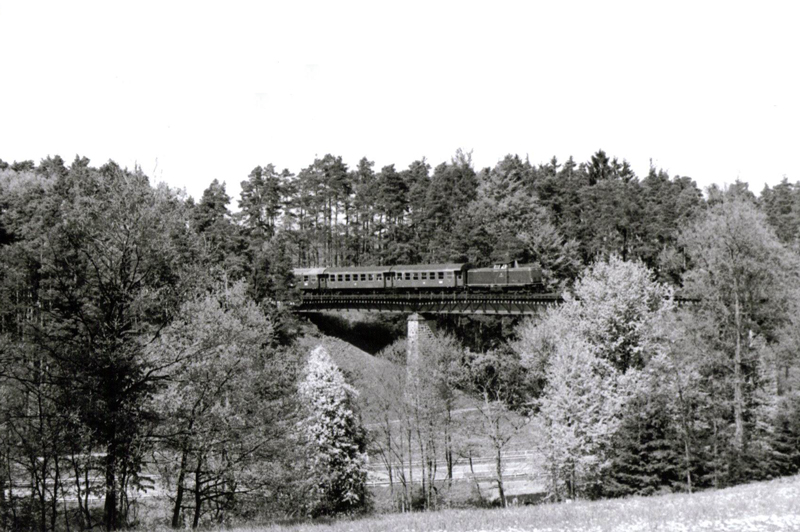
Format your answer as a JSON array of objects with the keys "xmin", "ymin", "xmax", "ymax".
[
  {"xmin": 293, "ymin": 267, "xmax": 327, "ymax": 276},
  {"xmin": 325, "ymin": 265, "xmax": 394, "ymax": 273},
  {"xmin": 389, "ymin": 263, "xmax": 469, "ymax": 271},
  {"xmin": 294, "ymin": 263, "xmax": 475, "ymax": 275},
  {"xmin": 469, "ymin": 263, "xmax": 540, "ymax": 271}
]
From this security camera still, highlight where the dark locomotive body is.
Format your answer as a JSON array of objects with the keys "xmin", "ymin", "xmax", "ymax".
[
  {"xmin": 466, "ymin": 264, "xmax": 541, "ymax": 291},
  {"xmin": 293, "ymin": 263, "xmax": 542, "ymax": 294}
]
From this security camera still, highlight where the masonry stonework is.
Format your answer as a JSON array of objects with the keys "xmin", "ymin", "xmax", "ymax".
[{"xmin": 406, "ymin": 313, "xmax": 437, "ymax": 377}]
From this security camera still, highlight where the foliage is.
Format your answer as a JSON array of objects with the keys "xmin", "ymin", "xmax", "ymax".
[
  {"xmin": 3, "ymin": 146, "xmax": 800, "ymax": 528},
  {"xmin": 0, "ymin": 157, "xmax": 301, "ymax": 531},
  {"xmin": 679, "ymin": 197, "xmax": 800, "ymax": 481},
  {"xmin": 298, "ymin": 346, "xmax": 369, "ymax": 516},
  {"xmin": 227, "ymin": 147, "xmax": 704, "ymax": 284},
  {"xmin": 0, "ymin": 161, "xmax": 194, "ymax": 530},
  {"xmin": 516, "ymin": 256, "xmax": 676, "ymax": 500},
  {"xmin": 405, "ymin": 331, "xmax": 464, "ymax": 509},
  {"xmin": 682, "ymin": 202, "xmax": 794, "ymax": 407},
  {"xmin": 569, "ymin": 255, "xmax": 674, "ymax": 371},
  {"xmin": 534, "ymin": 322, "xmax": 630, "ymax": 500},
  {"xmin": 150, "ymin": 281, "xmax": 299, "ymax": 528},
  {"xmin": 603, "ymin": 355, "xmax": 685, "ymax": 497}
]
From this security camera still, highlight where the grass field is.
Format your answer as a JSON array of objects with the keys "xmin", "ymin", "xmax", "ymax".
[{"xmin": 138, "ymin": 474, "xmax": 800, "ymax": 531}]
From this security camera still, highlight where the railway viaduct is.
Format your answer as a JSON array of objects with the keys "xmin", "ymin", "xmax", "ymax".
[
  {"xmin": 290, "ymin": 292, "xmax": 698, "ymax": 497},
  {"xmin": 293, "ymin": 292, "xmax": 566, "ymax": 363},
  {"xmin": 291, "ymin": 291, "xmax": 698, "ymax": 387}
]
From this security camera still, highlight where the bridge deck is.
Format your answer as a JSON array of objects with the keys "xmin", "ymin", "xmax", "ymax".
[
  {"xmin": 291, "ymin": 292, "xmax": 699, "ymax": 315},
  {"xmin": 293, "ymin": 292, "xmax": 564, "ymax": 315}
]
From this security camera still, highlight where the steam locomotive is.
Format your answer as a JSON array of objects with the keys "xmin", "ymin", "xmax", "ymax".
[{"xmin": 292, "ymin": 263, "xmax": 542, "ymax": 293}]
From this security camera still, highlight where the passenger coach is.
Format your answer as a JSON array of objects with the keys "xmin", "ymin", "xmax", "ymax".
[
  {"xmin": 389, "ymin": 263, "xmax": 468, "ymax": 291},
  {"xmin": 292, "ymin": 262, "xmax": 542, "ymax": 294},
  {"xmin": 293, "ymin": 267, "xmax": 327, "ymax": 291},
  {"xmin": 325, "ymin": 266, "xmax": 392, "ymax": 291}
]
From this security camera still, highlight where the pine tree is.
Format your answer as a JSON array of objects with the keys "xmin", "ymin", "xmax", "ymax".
[
  {"xmin": 192, "ymin": 179, "xmax": 247, "ymax": 279},
  {"xmin": 760, "ymin": 178, "xmax": 800, "ymax": 244},
  {"xmin": 239, "ymin": 164, "xmax": 286, "ymax": 239}
]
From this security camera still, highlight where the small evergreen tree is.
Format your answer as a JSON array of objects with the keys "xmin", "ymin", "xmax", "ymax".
[{"xmin": 298, "ymin": 346, "xmax": 369, "ymax": 516}]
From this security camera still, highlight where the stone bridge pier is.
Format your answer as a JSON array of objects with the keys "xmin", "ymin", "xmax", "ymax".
[{"xmin": 406, "ymin": 312, "xmax": 437, "ymax": 371}]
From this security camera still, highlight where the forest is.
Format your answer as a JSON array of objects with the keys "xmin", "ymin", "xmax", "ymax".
[{"xmin": 1, "ymin": 150, "xmax": 799, "ymax": 531}]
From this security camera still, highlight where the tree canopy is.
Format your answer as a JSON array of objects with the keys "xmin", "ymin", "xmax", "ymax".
[{"xmin": 1, "ymin": 151, "xmax": 799, "ymax": 528}]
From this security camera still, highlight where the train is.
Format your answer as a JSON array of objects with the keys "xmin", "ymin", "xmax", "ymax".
[{"xmin": 292, "ymin": 262, "xmax": 543, "ymax": 293}]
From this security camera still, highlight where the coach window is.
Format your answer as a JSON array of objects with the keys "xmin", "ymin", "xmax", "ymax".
[
  {"xmin": 303, "ymin": 275, "xmax": 309, "ymax": 282},
  {"xmin": 345, "ymin": 274, "xmax": 351, "ymax": 281},
  {"xmin": 421, "ymin": 272, "xmax": 427, "ymax": 280},
  {"xmin": 404, "ymin": 272, "xmax": 411, "ymax": 280},
  {"xmin": 368, "ymin": 273, "xmax": 373, "ymax": 281},
  {"xmin": 446, "ymin": 272, "xmax": 454, "ymax": 278},
  {"xmin": 438, "ymin": 272, "xmax": 444, "ymax": 279},
  {"xmin": 376, "ymin": 273, "xmax": 382, "ymax": 280},
  {"xmin": 413, "ymin": 272, "xmax": 419, "ymax": 280}
]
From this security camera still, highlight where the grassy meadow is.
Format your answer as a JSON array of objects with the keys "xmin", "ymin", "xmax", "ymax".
[{"xmin": 137, "ymin": 474, "xmax": 800, "ymax": 532}]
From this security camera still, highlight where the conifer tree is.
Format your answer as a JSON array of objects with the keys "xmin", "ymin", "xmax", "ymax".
[{"xmin": 298, "ymin": 346, "xmax": 369, "ymax": 516}]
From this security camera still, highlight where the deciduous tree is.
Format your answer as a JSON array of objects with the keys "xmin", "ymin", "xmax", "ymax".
[
  {"xmin": 151, "ymin": 282, "xmax": 298, "ymax": 529},
  {"xmin": 681, "ymin": 197, "xmax": 799, "ymax": 463}
]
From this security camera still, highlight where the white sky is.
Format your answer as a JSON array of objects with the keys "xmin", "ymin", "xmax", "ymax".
[{"xmin": 1, "ymin": 1, "xmax": 798, "ymax": 203}]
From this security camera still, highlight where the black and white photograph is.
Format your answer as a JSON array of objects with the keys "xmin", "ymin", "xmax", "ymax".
[{"xmin": 1, "ymin": 1, "xmax": 799, "ymax": 531}]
